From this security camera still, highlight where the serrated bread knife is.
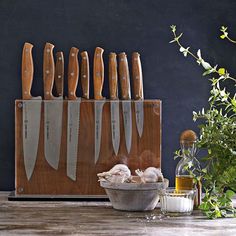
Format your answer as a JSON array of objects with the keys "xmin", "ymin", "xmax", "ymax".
[
  {"xmin": 21, "ymin": 42, "xmax": 42, "ymax": 181},
  {"xmin": 132, "ymin": 52, "xmax": 144, "ymax": 138},
  {"xmin": 43, "ymin": 42, "xmax": 63, "ymax": 170},
  {"xmin": 94, "ymin": 47, "xmax": 105, "ymax": 164},
  {"xmin": 67, "ymin": 47, "xmax": 81, "ymax": 181},
  {"xmin": 118, "ymin": 52, "xmax": 132, "ymax": 154},
  {"xmin": 109, "ymin": 52, "xmax": 120, "ymax": 156}
]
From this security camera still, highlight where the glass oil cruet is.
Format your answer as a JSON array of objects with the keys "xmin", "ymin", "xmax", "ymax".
[{"xmin": 175, "ymin": 130, "xmax": 202, "ymax": 206}]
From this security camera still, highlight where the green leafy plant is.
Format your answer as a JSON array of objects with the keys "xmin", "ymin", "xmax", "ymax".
[{"xmin": 170, "ymin": 25, "xmax": 236, "ymax": 219}]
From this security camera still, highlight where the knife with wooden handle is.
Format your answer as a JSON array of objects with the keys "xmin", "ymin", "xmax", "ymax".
[
  {"xmin": 80, "ymin": 51, "xmax": 89, "ymax": 99},
  {"xmin": 118, "ymin": 52, "xmax": 132, "ymax": 154},
  {"xmin": 67, "ymin": 47, "xmax": 81, "ymax": 181},
  {"xmin": 68, "ymin": 47, "xmax": 79, "ymax": 100},
  {"xmin": 132, "ymin": 52, "xmax": 144, "ymax": 138},
  {"xmin": 109, "ymin": 52, "xmax": 120, "ymax": 155},
  {"xmin": 94, "ymin": 47, "xmax": 105, "ymax": 163},
  {"xmin": 43, "ymin": 42, "xmax": 63, "ymax": 170},
  {"xmin": 22, "ymin": 42, "xmax": 41, "ymax": 181},
  {"xmin": 54, "ymin": 51, "xmax": 64, "ymax": 97}
]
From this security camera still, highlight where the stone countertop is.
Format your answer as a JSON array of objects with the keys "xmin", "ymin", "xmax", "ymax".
[{"xmin": 0, "ymin": 192, "xmax": 235, "ymax": 236}]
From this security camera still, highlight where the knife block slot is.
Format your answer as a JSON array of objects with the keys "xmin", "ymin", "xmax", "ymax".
[{"xmin": 15, "ymin": 99, "xmax": 161, "ymax": 196}]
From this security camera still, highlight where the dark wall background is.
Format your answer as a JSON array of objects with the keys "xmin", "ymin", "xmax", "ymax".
[{"xmin": 1, "ymin": 0, "xmax": 236, "ymax": 190}]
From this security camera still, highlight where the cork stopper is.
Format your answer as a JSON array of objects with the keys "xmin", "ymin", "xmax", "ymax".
[
  {"xmin": 180, "ymin": 130, "xmax": 197, "ymax": 142},
  {"xmin": 180, "ymin": 130, "xmax": 197, "ymax": 148}
]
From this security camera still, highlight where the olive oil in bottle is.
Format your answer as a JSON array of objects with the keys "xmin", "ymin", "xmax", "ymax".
[
  {"xmin": 175, "ymin": 175, "xmax": 194, "ymax": 190},
  {"xmin": 175, "ymin": 130, "xmax": 202, "ymax": 206}
]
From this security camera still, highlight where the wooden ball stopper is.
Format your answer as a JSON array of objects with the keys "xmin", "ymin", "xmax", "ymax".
[{"xmin": 180, "ymin": 130, "xmax": 197, "ymax": 142}]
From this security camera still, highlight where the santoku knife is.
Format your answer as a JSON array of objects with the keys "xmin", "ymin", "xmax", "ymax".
[
  {"xmin": 21, "ymin": 42, "xmax": 41, "ymax": 181},
  {"xmin": 132, "ymin": 52, "xmax": 144, "ymax": 138},
  {"xmin": 67, "ymin": 47, "xmax": 81, "ymax": 181},
  {"xmin": 109, "ymin": 52, "xmax": 120, "ymax": 156},
  {"xmin": 118, "ymin": 52, "xmax": 132, "ymax": 154},
  {"xmin": 43, "ymin": 42, "xmax": 63, "ymax": 170},
  {"xmin": 94, "ymin": 47, "xmax": 105, "ymax": 164}
]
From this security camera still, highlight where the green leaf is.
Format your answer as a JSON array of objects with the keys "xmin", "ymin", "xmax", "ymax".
[
  {"xmin": 226, "ymin": 190, "xmax": 235, "ymax": 199},
  {"xmin": 218, "ymin": 68, "xmax": 226, "ymax": 75},
  {"xmin": 220, "ymin": 35, "xmax": 226, "ymax": 39}
]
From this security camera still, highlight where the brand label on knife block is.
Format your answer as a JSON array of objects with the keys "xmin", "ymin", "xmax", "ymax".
[{"xmin": 15, "ymin": 99, "xmax": 161, "ymax": 196}]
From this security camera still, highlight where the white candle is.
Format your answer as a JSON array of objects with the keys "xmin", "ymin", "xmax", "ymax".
[{"xmin": 161, "ymin": 196, "xmax": 193, "ymax": 213}]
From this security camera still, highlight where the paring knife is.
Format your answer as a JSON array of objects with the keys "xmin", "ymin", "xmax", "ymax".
[
  {"xmin": 54, "ymin": 51, "xmax": 64, "ymax": 97},
  {"xmin": 94, "ymin": 47, "xmax": 105, "ymax": 164},
  {"xmin": 43, "ymin": 42, "xmax": 63, "ymax": 170},
  {"xmin": 132, "ymin": 52, "xmax": 144, "ymax": 138},
  {"xmin": 118, "ymin": 52, "xmax": 132, "ymax": 154},
  {"xmin": 21, "ymin": 42, "xmax": 41, "ymax": 181},
  {"xmin": 67, "ymin": 47, "xmax": 81, "ymax": 181},
  {"xmin": 80, "ymin": 51, "xmax": 89, "ymax": 99},
  {"xmin": 109, "ymin": 52, "xmax": 120, "ymax": 156}
]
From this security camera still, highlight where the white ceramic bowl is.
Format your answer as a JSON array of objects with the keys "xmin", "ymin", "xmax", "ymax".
[{"xmin": 100, "ymin": 178, "xmax": 169, "ymax": 211}]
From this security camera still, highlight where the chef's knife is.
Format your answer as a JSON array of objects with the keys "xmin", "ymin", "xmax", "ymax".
[
  {"xmin": 132, "ymin": 52, "xmax": 144, "ymax": 138},
  {"xmin": 21, "ymin": 42, "xmax": 41, "ymax": 181},
  {"xmin": 43, "ymin": 42, "xmax": 63, "ymax": 170},
  {"xmin": 80, "ymin": 51, "xmax": 89, "ymax": 99},
  {"xmin": 109, "ymin": 52, "xmax": 120, "ymax": 156},
  {"xmin": 67, "ymin": 47, "xmax": 81, "ymax": 181},
  {"xmin": 94, "ymin": 47, "xmax": 105, "ymax": 164},
  {"xmin": 118, "ymin": 52, "xmax": 132, "ymax": 154},
  {"xmin": 54, "ymin": 51, "xmax": 64, "ymax": 97}
]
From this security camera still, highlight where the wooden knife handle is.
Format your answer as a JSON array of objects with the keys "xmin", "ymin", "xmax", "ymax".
[
  {"xmin": 132, "ymin": 52, "xmax": 144, "ymax": 100},
  {"xmin": 22, "ymin": 42, "xmax": 34, "ymax": 99},
  {"xmin": 118, "ymin": 52, "xmax": 131, "ymax": 100},
  {"xmin": 109, "ymin": 52, "xmax": 118, "ymax": 100},
  {"xmin": 80, "ymin": 51, "xmax": 89, "ymax": 99},
  {"xmin": 68, "ymin": 47, "xmax": 79, "ymax": 100},
  {"xmin": 93, "ymin": 47, "xmax": 104, "ymax": 100},
  {"xmin": 43, "ymin": 42, "xmax": 55, "ymax": 100},
  {"xmin": 55, "ymin": 51, "xmax": 64, "ymax": 97}
]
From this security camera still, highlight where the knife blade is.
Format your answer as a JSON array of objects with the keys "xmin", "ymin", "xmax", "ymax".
[
  {"xmin": 43, "ymin": 42, "xmax": 63, "ymax": 170},
  {"xmin": 109, "ymin": 52, "xmax": 120, "ymax": 156},
  {"xmin": 54, "ymin": 51, "xmax": 64, "ymax": 97},
  {"xmin": 94, "ymin": 47, "xmax": 105, "ymax": 164},
  {"xmin": 67, "ymin": 47, "xmax": 81, "ymax": 181},
  {"xmin": 118, "ymin": 52, "xmax": 132, "ymax": 154},
  {"xmin": 21, "ymin": 42, "xmax": 42, "ymax": 181},
  {"xmin": 80, "ymin": 51, "xmax": 89, "ymax": 99},
  {"xmin": 132, "ymin": 52, "xmax": 144, "ymax": 138}
]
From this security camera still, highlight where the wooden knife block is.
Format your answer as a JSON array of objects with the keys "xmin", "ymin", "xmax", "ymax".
[{"xmin": 15, "ymin": 99, "xmax": 161, "ymax": 196}]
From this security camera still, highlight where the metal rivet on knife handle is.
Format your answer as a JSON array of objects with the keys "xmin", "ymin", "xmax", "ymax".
[
  {"xmin": 80, "ymin": 51, "xmax": 89, "ymax": 99},
  {"xmin": 43, "ymin": 42, "xmax": 55, "ymax": 100},
  {"xmin": 132, "ymin": 52, "xmax": 144, "ymax": 100},
  {"xmin": 109, "ymin": 53, "xmax": 118, "ymax": 100},
  {"xmin": 55, "ymin": 51, "xmax": 64, "ymax": 97},
  {"xmin": 118, "ymin": 52, "xmax": 131, "ymax": 100},
  {"xmin": 93, "ymin": 47, "xmax": 104, "ymax": 100},
  {"xmin": 68, "ymin": 47, "xmax": 79, "ymax": 100}
]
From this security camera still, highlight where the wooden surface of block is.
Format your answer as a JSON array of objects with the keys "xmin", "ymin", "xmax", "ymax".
[{"xmin": 15, "ymin": 99, "xmax": 161, "ymax": 195}]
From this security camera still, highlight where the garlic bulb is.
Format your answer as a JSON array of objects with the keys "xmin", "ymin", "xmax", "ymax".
[
  {"xmin": 135, "ymin": 167, "xmax": 164, "ymax": 183},
  {"xmin": 97, "ymin": 164, "xmax": 131, "ymax": 183}
]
